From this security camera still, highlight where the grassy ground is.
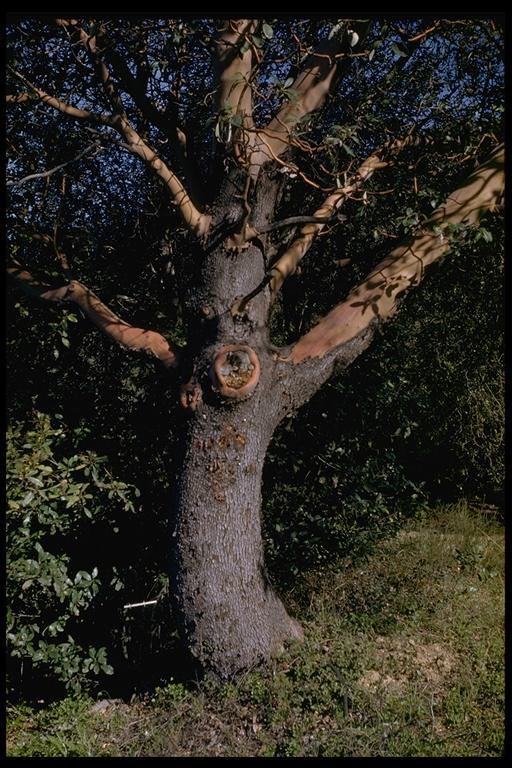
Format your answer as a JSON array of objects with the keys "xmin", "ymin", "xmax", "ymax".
[{"xmin": 6, "ymin": 501, "xmax": 504, "ymax": 758}]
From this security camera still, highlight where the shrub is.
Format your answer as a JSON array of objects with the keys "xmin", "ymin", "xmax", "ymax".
[{"xmin": 6, "ymin": 410, "xmax": 139, "ymax": 694}]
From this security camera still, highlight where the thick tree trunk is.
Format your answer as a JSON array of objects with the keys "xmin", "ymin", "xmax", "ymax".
[
  {"xmin": 170, "ymin": 394, "xmax": 302, "ymax": 678},
  {"xmin": 168, "ymin": 166, "xmax": 304, "ymax": 678}
]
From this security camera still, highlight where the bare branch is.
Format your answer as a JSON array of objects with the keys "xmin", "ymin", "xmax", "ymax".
[
  {"xmin": 268, "ymin": 148, "xmax": 391, "ymax": 298},
  {"xmin": 72, "ymin": 20, "xmax": 211, "ymax": 237},
  {"xmin": 7, "ymin": 142, "xmax": 101, "ymax": 187},
  {"xmin": 69, "ymin": 22, "xmax": 128, "ymax": 117},
  {"xmin": 233, "ymin": 136, "xmax": 410, "ymax": 315},
  {"xmin": 89, "ymin": 29, "xmax": 202, "ymax": 198},
  {"xmin": 115, "ymin": 120, "xmax": 211, "ymax": 236},
  {"xmin": 285, "ymin": 144, "xmax": 504, "ymax": 364},
  {"xmin": 406, "ymin": 22, "xmax": 441, "ymax": 43},
  {"xmin": 255, "ymin": 213, "xmax": 346, "ymax": 234},
  {"xmin": 9, "ymin": 67, "xmax": 115, "ymax": 126},
  {"xmin": 10, "ymin": 59, "xmax": 210, "ymax": 237},
  {"xmin": 6, "ymin": 93, "xmax": 32, "ymax": 104},
  {"xmin": 8, "ymin": 261, "xmax": 182, "ymax": 370}
]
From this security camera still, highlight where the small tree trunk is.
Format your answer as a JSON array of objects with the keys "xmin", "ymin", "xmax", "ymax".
[{"xmin": 170, "ymin": 394, "xmax": 302, "ymax": 678}]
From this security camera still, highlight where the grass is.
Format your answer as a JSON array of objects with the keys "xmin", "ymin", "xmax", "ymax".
[{"xmin": 6, "ymin": 501, "xmax": 504, "ymax": 757}]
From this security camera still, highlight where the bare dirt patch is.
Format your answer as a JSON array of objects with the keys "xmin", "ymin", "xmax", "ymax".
[{"xmin": 358, "ymin": 636, "xmax": 457, "ymax": 695}]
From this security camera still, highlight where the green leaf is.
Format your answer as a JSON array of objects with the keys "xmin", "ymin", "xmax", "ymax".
[
  {"xmin": 21, "ymin": 491, "xmax": 34, "ymax": 507},
  {"xmin": 348, "ymin": 30, "xmax": 359, "ymax": 47},
  {"xmin": 262, "ymin": 22, "xmax": 273, "ymax": 39},
  {"xmin": 390, "ymin": 42, "xmax": 407, "ymax": 58}
]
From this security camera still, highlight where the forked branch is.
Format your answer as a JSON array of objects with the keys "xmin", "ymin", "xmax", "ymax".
[
  {"xmin": 251, "ymin": 21, "xmax": 368, "ymax": 173},
  {"xmin": 285, "ymin": 144, "xmax": 505, "ymax": 364},
  {"xmin": 9, "ymin": 35, "xmax": 210, "ymax": 238},
  {"xmin": 233, "ymin": 136, "xmax": 410, "ymax": 315},
  {"xmin": 67, "ymin": 19, "xmax": 211, "ymax": 237},
  {"xmin": 267, "ymin": 138, "xmax": 412, "ymax": 298},
  {"xmin": 86, "ymin": 28, "xmax": 201, "ymax": 199}
]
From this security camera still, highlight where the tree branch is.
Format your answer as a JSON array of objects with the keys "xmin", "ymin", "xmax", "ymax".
[
  {"xmin": 8, "ymin": 261, "xmax": 182, "ymax": 370},
  {"xmin": 115, "ymin": 119, "xmax": 211, "ymax": 236},
  {"xmin": 6, "ymin": 93, "xmax": 33, "ymax": 104},
  {"xmin": 10, "ymin": 59, "xmax": 210, "ymax": 238},
  {"xmin": 233, "ymin": 136, "xmax": 409, "ymax": 315},
  {"xmin": 66, "ymin": 21, "xmax": 128, "ymax": 118},
  {"xmin": 251, "ymin": 21, "xmax": 369, "ymax": 173},
  {"xmin": 7, "ymin": 142, "xmax": 101, "ymax": 187},
  {"xmin": 214, "ymin": 19, "xmax": 259, "ymax": 167},
  {"xmin": 267, "ymin": 145, "xmax": 395, "ymax": 298},
  {"xmin": 91, "ymin": 29, "xmax": 202, "ymax": 200},
  {"xmin": 8, "ymin": 67, "xmax": 116, "ymax": 125},
  {"xmin": 284, "ymin": 144, "xmax": 504, "ymax": 365},
  {"xmin": 75, "ymin": 20, "xmax": 211, "ymax": 237},
  {"xmin": 255, "ymin": 213, "xmax": 345, "ymax": 233}
]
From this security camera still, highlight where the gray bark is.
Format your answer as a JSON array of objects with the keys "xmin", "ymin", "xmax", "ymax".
[{"xmin": 170, "ymin": 392, "xmax": 302, "ymax": 678}]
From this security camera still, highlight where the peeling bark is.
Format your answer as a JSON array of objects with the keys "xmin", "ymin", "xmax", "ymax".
[
  {"xmin": 7, "ymin": 263, "xmax": 181, "ymax": 369},
  {"xmin": 215, "ymin": 19, "xmax": 258, "ymax": 168},
  {"xmin": 251, "ymin": 21, "xmax": 369, "ymax": 172},
  {"xmin": 286, "ymin": 144, "xmax": 504, "ymax": 364}
]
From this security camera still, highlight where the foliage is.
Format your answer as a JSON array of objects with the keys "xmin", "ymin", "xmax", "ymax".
[
  {"xmin": 6, "ymin": 410, "xmax": 139, "ymax": 694},
  {"xmin": 264, "ymin": 433, "xmax": 425, "ymax": 580},
  {"xmin": 264, "ymin": 208, "xmax": 504, "ymax": 580}
]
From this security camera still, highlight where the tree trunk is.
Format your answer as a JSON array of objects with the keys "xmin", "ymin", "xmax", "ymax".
[
  {"xmin": 170, "ymin": 392, "xmax": 302, "ymax": 678},
  {"xmin": 167, "ymin": 166, "xmax": 304, "ymax": 678}
]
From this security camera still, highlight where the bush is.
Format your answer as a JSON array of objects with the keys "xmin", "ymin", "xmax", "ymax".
[
  {"xmin": 264, "ymin": 213, "xmax": 504, "ymax": 580},
  {"xmin": 6, "ymin": 410, "xmax": 139, "ymax": 694}
]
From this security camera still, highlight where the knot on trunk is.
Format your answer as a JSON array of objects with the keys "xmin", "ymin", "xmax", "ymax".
[
  {"xmin": 210, "ymin": 344, "xmax": 260, "ymax": 400},
  {"xmin": 179, "ymin": 380, "xmax": 203, "ymax": 411}
]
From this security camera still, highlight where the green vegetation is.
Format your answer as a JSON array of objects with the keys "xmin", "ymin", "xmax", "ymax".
[
  {"xmin": 7, "ymin": 503, "xmax": 504, "ymax": 758},
  {"xmin": 264, "ymin": 214, "xmax": 504, "ymax": 581},
  {"xmin": 6, "ymin": 411, "xmax": 139, "ymax": 694}
]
